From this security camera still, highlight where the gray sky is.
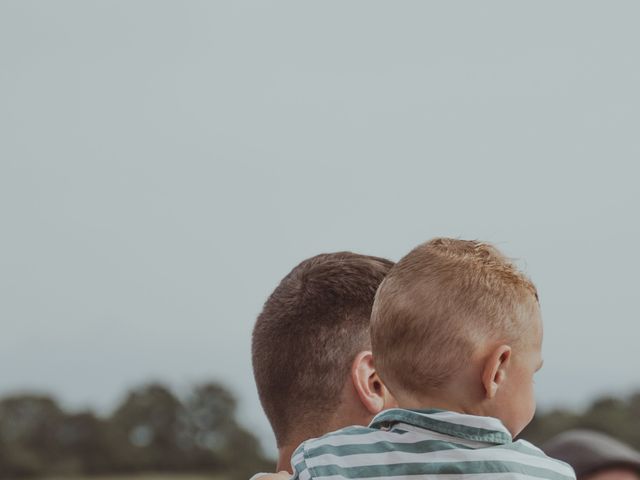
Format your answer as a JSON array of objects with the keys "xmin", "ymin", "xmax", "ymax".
[{"xmin": 1, "ymin": 1, "xmax": 639, "ymax": 455}]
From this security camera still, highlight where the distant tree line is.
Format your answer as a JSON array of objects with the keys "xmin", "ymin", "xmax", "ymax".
[
  {"xmin": 0, "ymin": 382, "xmax": 273, "ymax": 479},
  {"xmin": 521, "ymin": 392, "xmax": 640, "ymax": 449},
  {"xmin": 2, "ymin": 382, "xmax": 639, "ymax": 479}
]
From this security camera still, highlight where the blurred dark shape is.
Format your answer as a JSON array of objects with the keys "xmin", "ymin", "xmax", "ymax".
[
  {"xmin": 542, "ymin": 430, "xmax": 640, "ymax": 479},
  {"xmin": 0, "ymin": 382, "xmax": 273, "ymax": 479}
]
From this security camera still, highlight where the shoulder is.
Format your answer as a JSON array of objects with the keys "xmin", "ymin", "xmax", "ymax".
[
  {"xmin": 290, "ymin": 425, "xmax": 382, "ymax": 476},
  {"xmin": 503, "ymin": 439, "xmax": 576, "ymax": 479},
  {"xmin": 296, "ymin": 424, "xmax": 379, "ymax": 452}
]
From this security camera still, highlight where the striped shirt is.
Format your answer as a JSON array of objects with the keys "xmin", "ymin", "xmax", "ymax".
[{"xmin": 290, "ymin": 408, "xmax": 575, "ymax": 480}]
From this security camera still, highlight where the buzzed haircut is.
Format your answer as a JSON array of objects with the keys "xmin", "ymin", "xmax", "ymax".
[
  {"xmin": 371, "ymin": 238, "xmax": 539, "ymax": 398},
  {"xmin": 252, "ymin": 252, "xmax": 394, "ymax": 447}
]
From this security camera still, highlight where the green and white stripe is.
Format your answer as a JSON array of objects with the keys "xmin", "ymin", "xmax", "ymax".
[{"xmin": 291, "ymin": 409, "xmax": 575, "ymax": 480}]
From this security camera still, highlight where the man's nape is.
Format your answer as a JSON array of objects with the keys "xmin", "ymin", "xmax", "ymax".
[{"xmin": 276, "ymin": 350, "xmax": 395, "ymax": 472}]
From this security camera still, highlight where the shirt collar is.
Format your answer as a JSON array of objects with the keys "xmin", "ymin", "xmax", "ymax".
[{"xmin": 369, "ymin": 408, "xmax": 513, "ymax": 445}]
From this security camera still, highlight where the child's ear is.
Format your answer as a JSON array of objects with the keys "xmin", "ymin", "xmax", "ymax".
[
  {"xmin": 481, "ymin": 345, "xmax": 512, "ymax": 399},
  {"xmin": 351, "ymin": 351, "xmax": 396, "ymax": 414}
]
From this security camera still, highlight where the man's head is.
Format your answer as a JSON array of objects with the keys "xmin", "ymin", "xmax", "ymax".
[
  {"xmin": 252, "ymin": 252, "xmax": 394, "ymax": 452},
  {"xmin": 543, "ymin": 430, "xmax": 640, "ymax": 480},
  {"xmin": 371, "ymin": 238, "xmax": 542, "ymax": 436}
]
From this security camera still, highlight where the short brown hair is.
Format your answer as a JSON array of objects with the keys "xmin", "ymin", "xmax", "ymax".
[
  {"xmin": 252, "ymin": 252, "xmax": 393, "ymax": 447},
  {"xmin": 371, "ymin": 238, "xmax": 539, "ymax": 397}
]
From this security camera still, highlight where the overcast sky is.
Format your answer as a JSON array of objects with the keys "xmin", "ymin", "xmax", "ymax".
[{"xmin": 1, "ymin": 1, "xmax": 639, "ymax": 455}]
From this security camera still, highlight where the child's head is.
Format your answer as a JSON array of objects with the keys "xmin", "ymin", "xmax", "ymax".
[{"xmin": 371, "ymin": 238, "xmax": 543, "ymax": 436}]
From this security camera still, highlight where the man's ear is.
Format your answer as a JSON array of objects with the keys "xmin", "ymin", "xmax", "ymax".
[
  {"xmin": 351, "ymin": 350, "xmax": 396, "ymax": 414},
  {"xmin": 481, "ymin": 345, "xmax": 512, "ymax": 399}
]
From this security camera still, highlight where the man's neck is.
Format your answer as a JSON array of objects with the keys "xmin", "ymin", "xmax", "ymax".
[
  {"xmin": 276, "ymin": 445, "xmax": 296, "ymax": 473},
  {"xmin": 276, "ymin": 430, "xmax": 329, "ymax": 473},
  {"xmin": 275, "ymin": 397, "xmax": 374, "ymax": 473}
]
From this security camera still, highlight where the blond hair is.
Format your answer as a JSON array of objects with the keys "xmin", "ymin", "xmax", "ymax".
[{"xmin": 370, "ymin": 238, "xmax": 539, "ymax": 397}]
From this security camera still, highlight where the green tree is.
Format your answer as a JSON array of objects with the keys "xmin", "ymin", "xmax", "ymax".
[
  {"xmin": 108, "ymin": 383, "xmax": 187, "ymax": 472},
  {"xmin": 0, "ymin": 382, "xmax": 273, "ymax": 478},
  {"xmin": 180, "ymin": 383, "xmax": 273, "ymax": 478},
  {"xmin": 0, "ymin": 395, "xmax": 65, "ymax": 477},
  {"xmin": 56, "ymin": 411, "xmax": 111, "ymax": 474}
]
